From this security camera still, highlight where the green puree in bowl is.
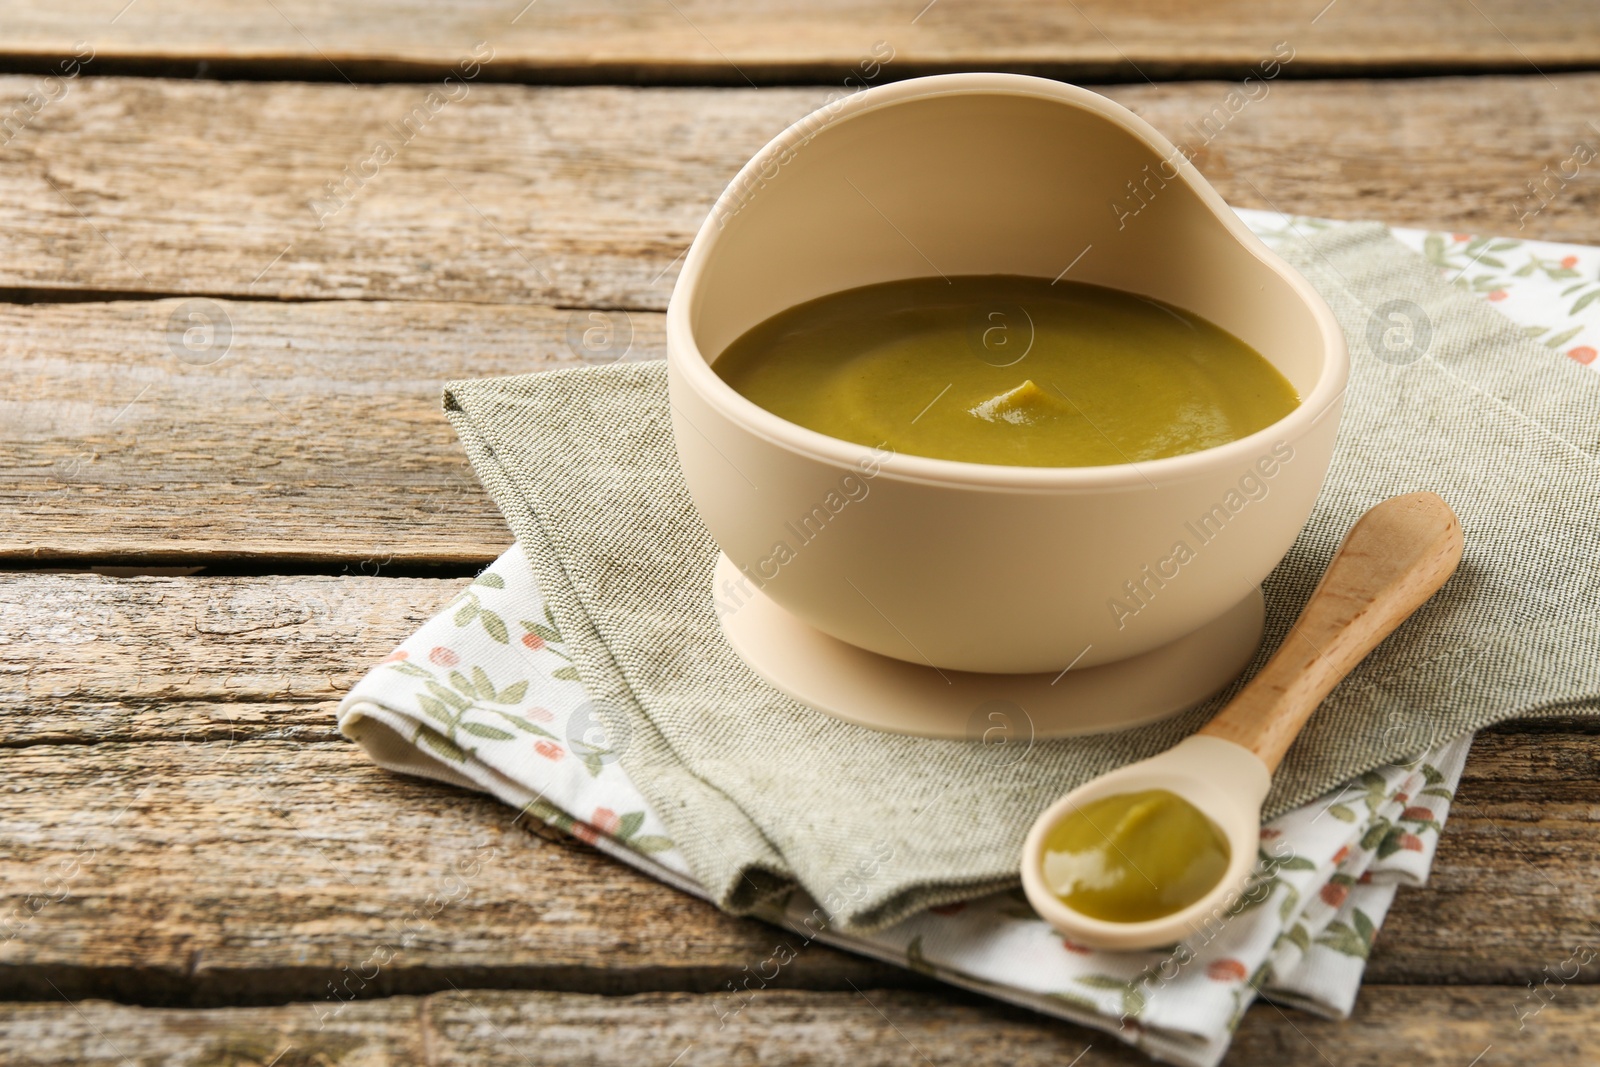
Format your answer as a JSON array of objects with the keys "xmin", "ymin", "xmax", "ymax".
[{"xmin": 712, "ymin": 275, "xmax": 1300, "ymax": 467}]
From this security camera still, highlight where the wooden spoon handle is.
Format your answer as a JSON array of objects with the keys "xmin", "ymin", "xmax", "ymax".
[{"xmin": 1197, "ymin": 492, "xmax": 1464, "ymax": 773}]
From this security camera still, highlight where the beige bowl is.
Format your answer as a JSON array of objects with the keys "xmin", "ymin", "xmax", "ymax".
[{"xmin": 667, "ymin": 73, "xmax": 1346, "ymax": 676}]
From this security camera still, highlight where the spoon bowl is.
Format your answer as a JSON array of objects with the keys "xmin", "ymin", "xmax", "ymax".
[
  {"xmin": 1021, "ymin": 734, "xmax": 1269, "ymax": 950},
  {"xmin": 1021, "ymin": 492, "xmax": 1465, "ymax": 950}
]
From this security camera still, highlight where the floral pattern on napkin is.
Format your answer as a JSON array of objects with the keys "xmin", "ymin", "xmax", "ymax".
[
  {"xmin": 339, "ymin": 209, "xmax": 1582, "ymax": 1066},
  {"xmin": 338, "ymin": 533, "xmax": 1470, "ymax": 1067}
]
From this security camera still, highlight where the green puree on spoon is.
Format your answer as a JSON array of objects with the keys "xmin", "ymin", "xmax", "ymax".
[
  {"xmin": 712, "ymin": 275, "xmax": 1300, "ymax": 468},
  {"xmin": 1040, "ymin": 789, "xmax": 1232, "ymax": 923}
]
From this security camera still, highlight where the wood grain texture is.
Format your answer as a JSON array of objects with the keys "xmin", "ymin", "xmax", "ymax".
[
  {"xmin": 1, "ymin": 76, "xmax": 1600, "ymax": 310},
  {"xmin": 0, "ymin": 44, "xmax": 1596, "ymax": 1055},
  {"xmin": 1371, "ymin": 718, "xmax": 1600, "ymax": 985},
  {"xmin": 2, "ymin": 0, "xmax": 1597, "ymax": 83},
  {"xmin": 0, "ymin": 985, "xmax": 1592, "ymax": 1066},
  {"xmin": 0, "ymin": 299, "xmax": 662, "ymax": 565},
  {"xmin": 6, "ymin": 75, "xmax": 1600, "ymax": 563},
  {"xmin": 0, "ymin": 568, "xmax": 896, "ymax": 1000},
  {"xmin": 0, "ymin": 572, "xmax": 470, "ymax": 745},
  {"xmin": 0, "ymin": 738, "xmax": 911, "ymax": 1006},
  {"xmin": 0, "ymin": 572, "xmax": 1596, "ymax": 1002}
]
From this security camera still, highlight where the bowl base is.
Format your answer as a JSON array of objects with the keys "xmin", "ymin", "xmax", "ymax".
[{"xmin": 713, "ymin": 553, "xmax": 1264, "ymax": 739}]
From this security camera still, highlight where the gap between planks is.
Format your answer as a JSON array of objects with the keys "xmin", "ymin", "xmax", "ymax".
[
  {"xmin": 0, "ymin": 985, "xmax": 1579, "ymax": 1067},
  {"xmin": 4, "ymin": 0, "xmax": 1600, "ymax": 87},
  {"xmin": 5, "ymin": 76, "xmax": 1600, "ymax": 565},
  {"xmin": 0, "ymin": 574, "xmax": 1596, "ymax": 1001}
]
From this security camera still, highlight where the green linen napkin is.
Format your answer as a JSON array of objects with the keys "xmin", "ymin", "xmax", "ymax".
[{"xmin": 443, "ymin": 224, "xmax": 1600, "ymax": 931}]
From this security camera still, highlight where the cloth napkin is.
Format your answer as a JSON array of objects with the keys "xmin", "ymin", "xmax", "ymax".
[
  {"xmin": 433, "ymin": 222, "xmax": 1600, "ymax": 929},
  {"xmin": 339, "ymin": 213, "xmax": 1600, "ymax": 1066}
]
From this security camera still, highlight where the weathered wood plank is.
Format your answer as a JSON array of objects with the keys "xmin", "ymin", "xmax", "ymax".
[
  {"xmin": 1, "ymin": 76, "xmax": 1599, "ymax": 312},
  {"xmin": 0, "ymin": 985, "xmax": 1590, "ymax": 1066},
  {"xmin": 1371, "ymin": 722, "xmax": 1600, "ymax": 984},
  {"xmin": 0, "ymin": 574, "xmax": 1596, "ymax": 999},
  {"xmin": 9, "ymin": 74, "xmax": 1600, "ymax": 562},
  {"xmin": 0, "ymin": 573, "xmax": 470, "ymax": 745},
  {"xmin": 0, "ymin": 299, "xmax": 626, "ymax": 565},
  {"xmin": 1369, "ymin": 716, "xmax": 1600, "ymax": 985},
  {"xmin": 0, "ymin": 730, "xmax": 1577, "ymax": 997},
  {"xmin": 0, "ymin": 737, "xmax": 911, "ymax": 1006},
  {"xmin": 2, "ymin": 0, "xmax": 1597, "ymax": 83}
]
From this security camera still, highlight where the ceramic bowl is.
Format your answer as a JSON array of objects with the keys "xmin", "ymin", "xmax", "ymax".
[{"xmin": 667, "ymin": 73, "xmax": 1346, "ymax": 675}]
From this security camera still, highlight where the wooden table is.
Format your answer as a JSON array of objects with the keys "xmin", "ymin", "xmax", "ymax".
[{"xmin": 3, "ymin": 3, "xmax": 1599, "ymax": 1063}]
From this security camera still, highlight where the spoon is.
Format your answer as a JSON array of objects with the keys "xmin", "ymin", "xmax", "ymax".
[{"xmin": 1020, "ymin": 492, "xmax": 1464, "ymax": 951}]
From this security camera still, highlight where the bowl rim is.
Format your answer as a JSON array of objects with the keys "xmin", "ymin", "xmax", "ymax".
[{"xmin": 666, "ymin": 72, "xmax": 1350, "ymax": 491}]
